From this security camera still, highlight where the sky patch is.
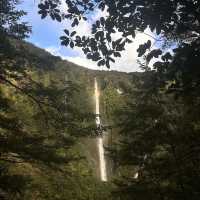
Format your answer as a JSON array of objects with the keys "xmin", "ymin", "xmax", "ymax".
[{"xmin": 18, "ymin": 0, "xmax": 155, "ymax": 72}]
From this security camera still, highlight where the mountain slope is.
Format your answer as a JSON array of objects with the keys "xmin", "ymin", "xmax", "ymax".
[{"xmin": 0, "ymin": 38, "xmax": 136, "ymax": 200}]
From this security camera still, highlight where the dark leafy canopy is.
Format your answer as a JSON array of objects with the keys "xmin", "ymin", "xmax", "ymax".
[
  {"xmin": 110, "ymin": 72, "xmax": 200, "ymax": 200},
  {"xmin": 0, "ymin": 0, "xmax": 31, "ymax": 38},
  {"xmin": 38, "ymin": 1, "xmax": 199, "ymax": 66},
  {"xmin": 38, "ymin": 0, "xmax": 200, "ymax": 101},
  {"xmin": 0, "ymin": 0, "xmax": 31, "ymax": 88}
]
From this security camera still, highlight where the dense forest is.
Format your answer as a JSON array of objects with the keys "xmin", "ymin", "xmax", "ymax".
[
  {"xmin": 0, "ymin": 36, "xmax": 130, "ymax": 199},
  {"xmin": 1, "ymin": 0, "xmax": 200, "ymax": 200}
]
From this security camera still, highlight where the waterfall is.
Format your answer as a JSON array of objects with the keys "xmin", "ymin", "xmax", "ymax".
[{"xmin": 94, "ymin": 78, "xmax": 107, "ymax": 182}]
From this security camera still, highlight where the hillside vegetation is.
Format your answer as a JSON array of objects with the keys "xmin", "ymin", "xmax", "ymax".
[
  {"xmin": 2, "ymin": 38, "xmax": 200, "ymax": 200},
  {"xmin": 0, "ymin": 38, "xmax": 133, "ymax": 200},
  {"xmin": 1, "ymin": 1, "xmax": 200, "ymax": 199}
]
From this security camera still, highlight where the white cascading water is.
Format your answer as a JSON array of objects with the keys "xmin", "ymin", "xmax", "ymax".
[{"xmin": 94, "ymin": 78, "xmax": 107, "ymax": 182}]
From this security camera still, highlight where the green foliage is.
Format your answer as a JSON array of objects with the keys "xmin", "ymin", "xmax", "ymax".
[
  {"xmin": 2, "ymin": 1, "xmax": 200, "ymax": 199},
  {"xmin": 111, "ymin": 72, "xmax": 200, "ymax": 200},
  {"xmin": 0, "ymin": 2, "xmax": 112, "ymax": 199},
  {"xmin": 38, "ymin": 0, "xmax": 200, "ymax": 79},
  {"xmin": 37, "ymin": 1, "xmax": 200, "ymax": 199}
]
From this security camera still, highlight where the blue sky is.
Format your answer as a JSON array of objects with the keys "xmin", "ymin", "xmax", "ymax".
[
  {"xmin": 18, "ymin": 0, "xmax": 78, "ymax": 57},
  {"xmin": 17, "ymin": 0, "xmax": 155, "ymax": 72}
]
